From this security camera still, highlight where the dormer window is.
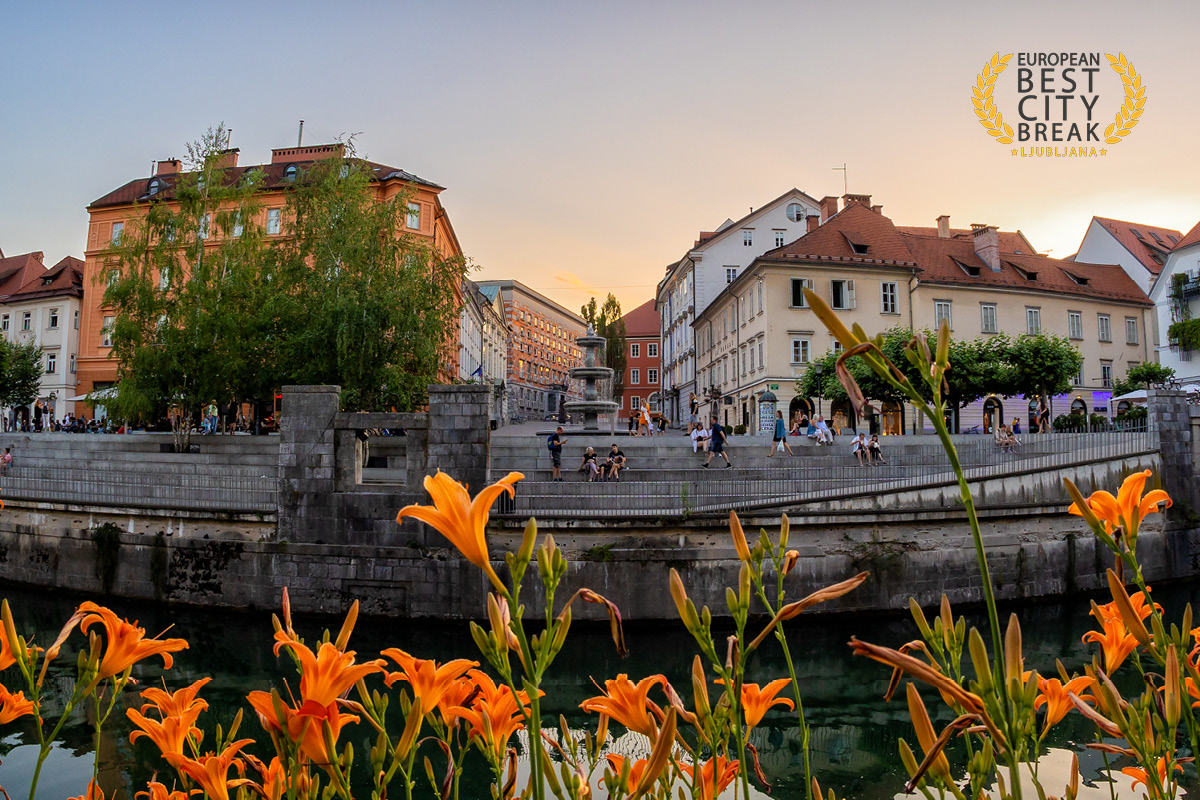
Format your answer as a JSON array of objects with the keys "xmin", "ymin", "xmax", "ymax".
[
  {"xmin": 953, "ymin": 258, "xmax": 981, "ymax": 277},
  {"xmin": 1013, "ymin": 265, "xmax": 1038, "ymax": 281},
  {"xmin": 148, "ymin": 178, "xmax": 161, "ymax": 196},
  {"xmin": 841, "ymin": 232, "xmax": 869, "ymax": 254},
  {"xmin": 284, "ymin": 165, "xmax": 298, "ymax": 183},
  {"xmin": 1064, "ymin": 271, "xmax": 1089, "ymax": 285}
]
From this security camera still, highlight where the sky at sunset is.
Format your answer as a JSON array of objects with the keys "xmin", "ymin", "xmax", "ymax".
[{"xmin": 2, "ymin": 0, "xmax": 1198, "ymax": 315}]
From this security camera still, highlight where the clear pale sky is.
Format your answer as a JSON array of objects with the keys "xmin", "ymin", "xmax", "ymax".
[{"xmin": 2, "ymin": 1, "xmax": 1197, "ymax": 315}]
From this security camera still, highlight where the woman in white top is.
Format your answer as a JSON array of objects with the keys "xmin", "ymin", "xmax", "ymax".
[{"xmin": 851, "ymin": 433, "xmax": 869, "ymax": 465}]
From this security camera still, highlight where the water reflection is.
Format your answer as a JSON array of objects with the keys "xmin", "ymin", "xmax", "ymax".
[{"xmin": 1, "ymin": 583, "xmax": 1198, "ymax": 799}]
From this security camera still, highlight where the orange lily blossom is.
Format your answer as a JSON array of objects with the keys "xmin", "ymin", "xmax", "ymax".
[
  {"xmin": 243, "ymin": 754, "xmax": 288, "ymax": 800},
  {"xmin": 272, "ymin": 639, "xmax": 384, "ymax": 707},
  {"xmin": 452, "ymin": 669, "xmax": 536, "ymax": 759},
  {"xmin": 77, "ymin": 602, "xmax": 188, "ymax": 681},
  {"xmin": 246, "ymin": 691, "xmax": 359, "ymax": 768},
  {"xmin": 1185, "ymin": 677, "xmax": 1200, "ymax": 709},
  {"xmin": 1092, "ymin": 594, "xmax": 1158, "ymax": 628},
  {"xmin": 66, "ymin": 780, "xmax": 105, "ymax": 800},
  {"xmin": 605, "ymin": 754, "xmax": 650, "ymax": 793},
  {"xmin": 1069, "ymin": 468, "xmax": 1171, "ymax": 538},
  {"xmin": 1122, "ymin": 758, "xmax": 1182, "ymax": 794},
  {"xmin": 579, "ymin": 673, "xmax": 667, "ymax": 738},
  {"xmin": 1034, "ymin": 675, "xmax": 1095, "ymax": 731},
  {"xmin": 681, "ymin": 757, "xmax": 740, "ymax": 800},
  {"xmin": 436, "ymin": 675, "xmax": 478, "ymax": 727},
  {"xmin": 127, "ymin": 704, "xmax": 205, "ymax": 757},
  {"xmin": 135, "ymin": 782, "xmax": 192, "ymax": 800},
  {"xmin": 716, "ymin": 677, "xmax": 795, "ymax": 728},
  {"xmin": 0, "ymin": 684, "xmax": 35, "ymax": 724},
  {"xmin": 138, "ymin": 677, "xmax": 210, "ymax": 717},
  {"xmin": 395, "ymin": 471, "xmax": 524, "ymax": 592},
  {"xmin": 164, "ymin": 740, "xmax": 255, "ymax": 800},
  {"xmin": 381, "ymin": 648, "xmax": 477, "ymax": 716},
  {"xmin": 1082, "ymin": 616, "xmax": 1140, "ymax": 673}
]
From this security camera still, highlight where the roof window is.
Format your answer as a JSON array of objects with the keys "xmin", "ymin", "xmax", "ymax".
[
  {"xmin": 1064, "ymin": 271, "xmax": 1089, "ymax": 285},
  {"xmin": 1150, "ymin": 231, "xmax": 1163, "ymax": 243},
  {"xmin": 284, "ymin": 165, "xmax": 298, "ymax": 183},
  {"xmin": 1169, "ymin": 235, "xmax": 1179, "ymax": 244},
  {"xmin": 148, "ymin": 178, "xmax": 160, "ymax": 196},
  {"xmin": 953, "ymin": 258, "xmax": 980, "ymax": 277},
  {"xmin": 1013, "ymin": 265, "xmax": 1038, "ymax": 281},
  {"xmin": 1131, "ymin": 228, "xmax": 1143, "ymax": 239},
  {"xmin": 841, "ymin": 232, "xmax": 869, "ymax": 254}
]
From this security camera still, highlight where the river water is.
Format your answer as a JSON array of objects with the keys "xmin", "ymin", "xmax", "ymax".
[{"xmin": 0, "ymin": 581, "xmax": 1197, "ymax": 799}]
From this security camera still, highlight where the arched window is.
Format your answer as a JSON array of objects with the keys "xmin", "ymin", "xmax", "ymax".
[
  {"xmin": 1070, "ymin": 398, "xmax": 1087, "ymax": 415},
  {"xmin": 983, "ymin": 397, "xmax": 1003, "ymax": 435},
  {"xmin": 786, "ymin": 203, "xmax": 805, "ymax": 222},
  {"xmin": 148, "ymin": 179, "xmax": 160, "ymax": 196},
  {"xmin": 284, "ymin": 165, "xmax": 298, "ymax": 183}
]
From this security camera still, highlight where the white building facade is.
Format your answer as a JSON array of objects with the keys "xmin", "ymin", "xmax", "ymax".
[
  {"xmin": 1149, "ymin": 222, "xmax": 1200, "ymax": 382},
  {"xmin": 1073, "ymin": 217, "xmax": 1182, "ymax": 295},
  {"xmin": 460, "ymin": 279, "xmax": 510, "ymax": 424},
  {"xmin": 656, "ymin": 189, "xmax": 822, "ymax": 423}
]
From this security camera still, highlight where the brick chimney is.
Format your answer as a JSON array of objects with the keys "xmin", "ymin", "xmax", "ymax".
[
  {"xmin": 156, "ymin": 159, "xmax": 181, "ymax": 175},
  {"xmin": 806, "ymin": 214, "xmax": 820, "ymax": 234},
  {"xmin": 972, "ymin": 224, "xmax": 1001, "ymax": 271},
  {"xmin": 937, "ymin": 215, "xmax": 951, "ymax": 238},
  {"xmin": 819, "ymin": 196, "xmax": 839, "ymax": 222},
  {"xmin": 842, "ymin": 193, "xmax": 872, "ymax": 209},
  {"xmin": 271, "ymin": 143, "xmax": 346, "ymax": 164},
  {"xmin": 870, "ymin": 204, "xmax": 883, "ymax": 215},
  {"xmin": 213, "ymin": 148, "xmax": 240, "ymax": 170}
]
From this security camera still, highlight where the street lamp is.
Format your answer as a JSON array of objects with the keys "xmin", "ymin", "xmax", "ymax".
[{"xmin": 812, "ymin": 363, "xmax": 824, "ymax": 417}]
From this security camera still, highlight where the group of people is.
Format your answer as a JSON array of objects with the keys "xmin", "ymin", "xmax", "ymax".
[
  {"xmin": 626, "ymin": 406, "xmax": 665, "ymax": 436},
  {"xmin": 546, "ymin": 428, "xmax": 629, "ymax": 482},
  {"xmin": 849, "ymin": 432, "xmax": 886, "ymax": 465}
]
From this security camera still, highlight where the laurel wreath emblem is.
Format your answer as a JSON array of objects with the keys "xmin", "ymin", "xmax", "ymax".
[
  {"xmin": 1103, "ymin": 53, "xmax": 1145, "ymax": 144},
  {"xmin": 972, "ymin": 52, "xmax": 1014, "ymax": 144}
]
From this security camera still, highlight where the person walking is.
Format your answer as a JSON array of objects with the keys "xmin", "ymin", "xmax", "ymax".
[
  {"xmin": 1, "ymin": 447, "xmax": 11, "ymax": 476},
  {"xmin": 702, "ymin": 416, "xmax": 732, "ymax": 468},
  {"xmin": 768, "ymin": 410, "xmax": 793, "ymax": 457},
  {"xmin": 33, "ymin": 401, "xmax": 43, "ymax": 433},
  {"xmin": 547, "ymin": 426, "xmax": 567, "ymax": 482},
  {"xmin": 1037, "ymin": 400, "xmax": 1050, "ymax": 433},
  {"xmin": 688, "ymin": 394, "xmax": 700, "ymax": 433}
]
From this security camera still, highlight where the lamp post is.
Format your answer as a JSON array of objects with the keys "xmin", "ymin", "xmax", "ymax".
[{"xmin": 812, "ymin": 363, "xmax": 824, "ymax": 417}]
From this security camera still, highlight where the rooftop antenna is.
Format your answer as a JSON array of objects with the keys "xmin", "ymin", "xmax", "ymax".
[
  {"xmin": 833, "ymin": 163, "xmax": 848, "ymax": 194},
  {"xmin": 297, "ymin": 120, "xmax": 305, "ymax": 147}
]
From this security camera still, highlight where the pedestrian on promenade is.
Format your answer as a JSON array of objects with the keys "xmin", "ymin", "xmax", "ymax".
[
  {"xmin": 688, "ymin": 394, "xmax": 700, "ymax": 433},
  {"xmin": 1037, "ymin": 400, "xmax": 1050, "ymax": 433},
  {"xmin": 578, "ymin": 447, "xmax": 600, "ymax": 481},
  {"xmin": 1, "ymin": 447, "xmax": 11, "ymax": 475},
  {"xmin": 627, "ymin": 411, "xmax": 636, "ymax": 433},
  {"xmin": 1012, "ymin": 417, "xmax": 1022, "ymax": 436},
  {"xmin": 33, "ymin": 401, "xmax": 44, "ymax": 433},
  {"xmin": 547, "ymin": 426, "xmax": 567, "ymax": 482},
  {"xmin": 702, "ymin": 416, "xmax": 732, "ymax": 469},
  {"xmin": 768, "ymin": 410, "xmax": 793, "ymax": 457}
]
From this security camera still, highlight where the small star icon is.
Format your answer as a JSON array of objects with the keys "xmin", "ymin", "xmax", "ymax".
[
  {"xmin": 1100, "ymin": 148, "xmax": 1108, "ymax": 155},
  {"xmin": 1011, "ymin": 148, "xmax": 1018, "ymax": 155}
]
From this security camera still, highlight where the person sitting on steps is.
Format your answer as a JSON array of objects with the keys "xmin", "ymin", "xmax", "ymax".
[
  {"xmin": 602, "ymin": 443, "xmax": 626, "ymax": 481},
  {"xmin": 578, "ymin": 446, "xmax": 600, "ymax": 481}
]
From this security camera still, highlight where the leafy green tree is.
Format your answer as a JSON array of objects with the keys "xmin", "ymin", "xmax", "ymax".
[
  {"xmin": 1111, "ymin": 362, "xmax": 1175, "ymax": 396},
  {"xmin": 1005, "ymin": 333, "xmax": 1084, "ymax": 402},
  {"xmin": 797, "ymin": 328, "xmax": 927, "ymax": 407},
  {"xmin": 581, "ymin": 293, "xmax": 628, "ymax": 400},
  {"xmin": 1, "ymin": 340, "xmax": 43, "ymax": 410}
]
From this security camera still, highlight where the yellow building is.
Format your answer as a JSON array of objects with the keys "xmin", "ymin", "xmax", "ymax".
[{"xmin": 693, "ymin": 196, "xmax": 1152, "ymax": 434}]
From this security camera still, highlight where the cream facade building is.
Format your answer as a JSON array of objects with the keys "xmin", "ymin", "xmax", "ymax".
[{"xmin": 694, "ymin": 197, "xmax": 1153, "ymax": 435}]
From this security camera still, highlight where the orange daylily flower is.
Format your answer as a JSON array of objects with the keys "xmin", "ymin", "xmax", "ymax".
[
  {"xmin": 436, "ymin": 675, "xmax": 478, "ymax": 727},
  {"xmin": 246, "ymin": 691, "xmax": 359, "ymax": 768},
  {"xmin": 66, "ymin": 780, "xmax": 105, "ymax": 800},
  {"xmin": 243, "ymin": 755, "xmax": 288, "ymax": 800},
  {"xmin": 1083, "ymin": 616, "xmax": 1140, "ymax": 673},
  {"xmin": 453, "ymin": 669, "xmax": 536, "ymax": 759},
  {"xmin": 395, "ymin": 471, "xmax": 524, "ymax": 592},
  {"xmin": 729, "ymin": 511, "xmax": 751, "ymax": 562},
  {"xmin": 272, "ymin": 639, "xmax": 384, "ymax": 708},
  {"xmin": 164, "ymin": 740, "xmax": 255, "ymax": 800},
  {"xmin": 382, "ymin": 648, "xmax": 477, "ymax": 716},
  {"xmin": 135, "ymin": 782, "xmax": 194, "ymax": 800},
  {"xmin": 139, "ymin": 678, "xmax": 211, "ymax": 717},
  {"xmin": 0, "ymin": 684, "xmax": 34, "ymax": 724},
  {"xmin": 1069, "ymin": 469, "xmax": 1171, "ymax": 539},
  {"xmin": 127, "ymin": 703, "xmax": 205, "ymax": 757},
  {"xmin": 0, "ymin": 625, "xmax": 17, "ymax": 671},
  {"xmin": 1122, "ymin": 758, "xmax": 1182, "ymax": 795},
  {"xmin": 1091, "ymin": 594, "xmax": 1159, "ymax": 628},
  {"xmin": 579, "ymin": 673, "xmax": 666, "ymax": 737},
  {"xmin": 605, "ymin": 754, "xmax": 650, "ymax": 794},
  {"xmin": 1034, "ymin": 675, "xmax": 1095, "ymax": 732},
  {"xmin": 78, "ymin": 602, "xmax": 188, "ymax": 681},
  {"xmin": 716, "ymin": 678, "xmax": 794, "ymax": 728},
  {"xmin": 680, "ymin": 757, "xmax": 740, "ymax": 800}
]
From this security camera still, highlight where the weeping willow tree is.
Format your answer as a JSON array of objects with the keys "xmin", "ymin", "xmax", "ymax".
[{"xmin": 102, "ymin": 125, "xmax": 463, "ymax": 451}]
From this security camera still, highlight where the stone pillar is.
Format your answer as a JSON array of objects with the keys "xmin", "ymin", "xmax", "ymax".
[
  {"xmin": 1147, "ymin": 389, "xmax": 1196, "ymax": 517},
  {"xmin": 426, "ymin": 384, "xmax": 492, "ymax": 490},
  {"xmin": 277, "ymin": 385, "xmax": 339, "ymax": 542}
]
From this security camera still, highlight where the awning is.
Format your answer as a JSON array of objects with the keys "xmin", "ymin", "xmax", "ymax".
[{"xmin": 66, "ymin": 388, "xmax": 118, "ymax": 402}]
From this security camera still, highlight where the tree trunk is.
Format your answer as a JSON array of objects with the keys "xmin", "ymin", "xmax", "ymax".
[{"xmin": 172, "ymin": 412, "xmax": 191, "ymax": 453}]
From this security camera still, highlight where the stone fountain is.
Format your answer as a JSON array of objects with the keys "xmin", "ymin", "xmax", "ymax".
[{"xmin": 564, "ymin": 325, "xmax": 619, "ymax": 431}]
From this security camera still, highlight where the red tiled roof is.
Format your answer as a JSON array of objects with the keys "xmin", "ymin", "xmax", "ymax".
[
  {"xmin": 1088, "ymin": 217, "xmax": 1183, "ymax": 275},
  {"xmin": 1172, "ymin": 220, "xmax": 1200, "ymax": 252},
  {"xmin": 620, "ymin": 299, "xmax": 660, "ymax": 337},
  {"xmin": 760, "ymin": 204, "xmax": 1150, "ymax": 306},
  {"xmin": 894, "ymin": 226, "xmax": 1035, "ymax": 254},
  {"xmin": 9, "ymin": 256, "xmax": 84, "ymax": 301},
  {"xmin": 89, "ymin": 157, "xmax": 442, "ymax": 209},
  {"xmin": 0, "ymin": 252, "xmax": 47, "ymax": 298}
]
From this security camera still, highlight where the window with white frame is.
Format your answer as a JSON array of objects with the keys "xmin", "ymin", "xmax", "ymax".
[
  {"xmin": 749, "ymin": 346, "xmax": 755, "ymax": 372},
  {"xmin": 791, "ymin": 278, "xmax": 812, "ymax": 307},
  {"xmin": 648, "ymin": 368, "xmax": 658, "ymax": 384},
  {"xmin": 648, "ymin": 342, "xmax": 658, "ymax": 357},
  {"xmin": 881, "ymin": 282, "xmax": 898, "ymax": 314},
  {"xmin": 833, "ymin": 341, "xmax": 844, "ymax": 354},
  {"xmin": 70, "ymin": 354, "xmax": 76, "ymax": 374},
  {"xmin": 45, "ymin": 353, "xmax": 56, "ymax": 374},
  {"xmin": 406, "ymin": 203, "xmax": 420, "ymax": 229},
  {"xmin": 786, "ymin": 203, "xmax": 805, "ymax": 222},
  {"xmin": 775, "ymin": 231, "xmax": 785, "ymax": 248},
  {"xmin": 830, "ymin": 279, "xmax": 855, "ymax": 310},
  {"xmin": 199, "ymin": 214, "xmax": 210, "ymax": 240},
  {"xmin": 267, "ymin": 208, "xmax": 282, "ymax": 235},
  {"xmin": 74, "ymin": 310, "xmax": 79, "ymax": 329},
  {"xmin": 743, "ymin": 230, "xmax": 752, "ymax": 247},
  {"xmin": 1068, "ymin": 311, "xmax": 1083, "ymax": 339},
  {"xmin": 980, "ymin": 304, "xmax": 997, "ymax": 333},
  {"xmin": 159, "ymin": 266, "xmax": 170, "ymax": 291},
  {"xmin": 1075, "ymin": 364, "xmax": 1085, "ymax": 385},
  {"xmin": 48, "ymin": 308, "xmax": 58, "ymax": 329},
  {"xmin": 21, "ymin": 312, "xmax": 31, "ymax": 332},
  {"xmin": 757, "ymin": 281, "xmax": 763, "ymax": 312},
  {"xmin": 232, "ymin": 212, "xmax": 244, "ymax": 237},
  {"xmin": 111, "ymin": 222, "xmax": 123, "ymax": 244},
  {"xmin": 1026, "ymin": 307, "xmax": 1041, "ymax": 335},
  {"xmin": 630, "ymin": 343, "xmax": 640, "ymax": 358},
  {"xmin": 934, "ymin": 301, "xmax": 952, "ymax": 329},
  {"xmin": 1098, "ymin": 314, "xmax": 1112, "ymax": 342},
  {"xmin": 4, "ymin": 314, "xmax": 12, "ymax": 332},
  {"xmin": 792, "ymin": 338, "xmax": 810, "ymax": 364},
  {"xmin": 1125, "ymin": 317, "xmax": 1139, "ymax": 344},
  {"xmin": 631, "ymin": 396, "xmax": 642, "ymax": 410},
  {"xmin": 101, "ymin": 316, "xmax": 115, "ymax": 347},
  {"xmin": 630, "ymin": 368, "xmax": 640, "ymax": 385},
  {"xmin": 725, "ymin": 267, "xmax": 738, "ymax": 284},
  {"xmin": 741, "ymin": 350, "xmax": 747, "ymax": 375},
  {"xmin": 757, "ymin": 341, "xmax": 763, "ymax": 368},
  {"xmin": 1101, "ymin": 361, "xmax": 1113, "ymax": 388},
  {"xmin": 107, "ymin": 270, "xmax": 120, "ymax": 288}
]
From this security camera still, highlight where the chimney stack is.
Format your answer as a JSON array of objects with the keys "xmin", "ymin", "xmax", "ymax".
[
  {"xmin": 156, "ymin": 159, "xmax": 181, "ymax": 176},
  {"xmin": 971, "ymin": 224, "xmax": 1001, "ymax": 271},
  {"xmin": 870, "ymin": 204, "xmax": 883, "ymax": 215},
  {"xmin": 806, "ymin": 214, "xmax": 820, "ymax": 234},
  {"xmin": 213, "ymin": 148, "xmax": 240, "ymax": 170},
  {"xmin": 842, "ymin": 193, "xmax": 872, "ymax": 209},
  {"xmin": 937, "ymin": 215, "xmax": 951, "ymax": 238},
  {"xmin": 819, "ymin": 195, "xmax": 839, "ymax": 222}
]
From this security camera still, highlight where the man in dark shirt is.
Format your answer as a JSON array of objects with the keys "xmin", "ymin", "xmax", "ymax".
[
  {"xmin": 603, "ymin": 443, "xmax": 627, "ymax": 481},
  {"xmin": 702, "ymin": 416, "xmax": 732, "ymax": 469},
  {"xmin": 547, "ymin": 426, "xmax": 567, "ymax": 482}
]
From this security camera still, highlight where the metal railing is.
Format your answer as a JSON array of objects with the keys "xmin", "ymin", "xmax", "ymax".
[
  {"xmin": 0, "ymin": 465, "xmax": 278, "ymax": 514},
  {"xmin": 499, "ymin": 429, "xmax": 1158, "ymax": 519}
]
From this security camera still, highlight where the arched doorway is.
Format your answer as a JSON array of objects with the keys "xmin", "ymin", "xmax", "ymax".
[
  {"xmin": 1028, "ymin": 399, "xmax": 1039, "ymax": 432},
  {"xmin": 789, "ymin": 396, "xmax": 813, "ymax": 428},
  {"xmin": 983, "ymin": 397, "xmax": 1003, "ymax": 435},
  {"xmin": 881, "ymin": 401, "xmax": 903, "ymax": 435},
  {"xmin": 830, "ymin": 400, "xmax": 857, "ymax": 434},
  {"xmin": 1116, "ymin": 400, "xmax": 1132, "ymax": 415},
  {"xmin": 1070, "ymin": 397, "xmax": 1087, "ymax": 416}
]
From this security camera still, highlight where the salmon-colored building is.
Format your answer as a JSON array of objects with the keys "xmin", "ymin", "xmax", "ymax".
[
  {"xmin": 618, "ymin": 299, "xmax": 661, "ymax": 416},
  {"xmin": 77, "ymin": 143, "xmax": 464, "ymax": 407}
]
